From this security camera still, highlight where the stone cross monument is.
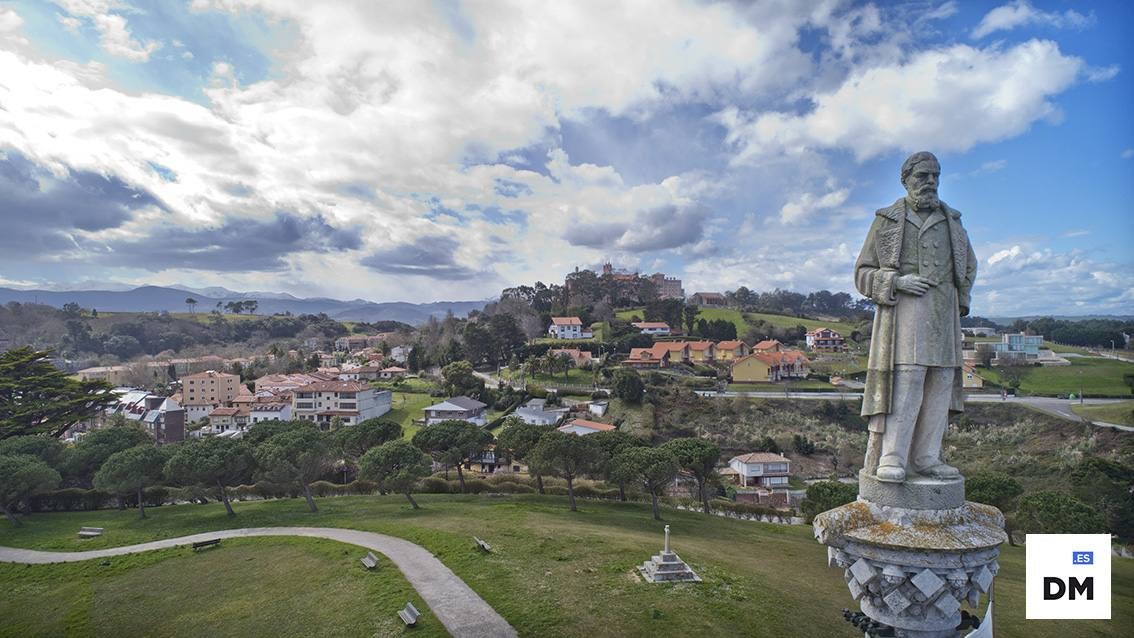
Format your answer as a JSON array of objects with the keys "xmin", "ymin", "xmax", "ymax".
[{"xmin": 814, "ymin": 152, "xmax": 1006, "ymax": 637}]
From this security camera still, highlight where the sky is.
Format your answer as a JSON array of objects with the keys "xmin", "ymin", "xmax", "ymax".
[{"xmin": 0, "ymin": 0, "xmax": 1130, "ymax": 316}]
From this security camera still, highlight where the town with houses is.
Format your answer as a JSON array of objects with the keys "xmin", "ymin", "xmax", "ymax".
[{"xmin": 40, "ymin": 257, "xmax": 1104, "ymax": 517}]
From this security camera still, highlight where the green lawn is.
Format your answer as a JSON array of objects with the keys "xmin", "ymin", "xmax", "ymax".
[
  {"xmin": 0, "ymin": 536, "xmax": 443, "ymax": 638},
  {"xmin": 1072, "ymin": 400, "xmax": 1134, "ymax": 426},
  {"xmin": 615, "ymin": 307, "xmax": 862, "ymax": 344},
  {"xmin": 385, "ymin": 392, "xmax": 435, "ymax": 439},
  {"xmin": 372, "ymin": 377, "xmax": 434, "ymax": 394},
  {"xmin": 504, "ymin": 367, "xmax": 594, "ymax": 387},
  {"xmin": 0, "ymin": 495, "xmax": 1129, "ymax": 638},
  {"xmin": 976, "ymin": 357, "xmax": 1134, "ymax": 397}
]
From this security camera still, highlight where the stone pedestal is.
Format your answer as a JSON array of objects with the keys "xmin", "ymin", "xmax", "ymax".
[
  {"xmin": 815, "ymin": 497, "xmax": 1005, "ymax": 638},
  {"xmin": 639, "ymin": 525, "xmax": 701, "ymax": 583}
]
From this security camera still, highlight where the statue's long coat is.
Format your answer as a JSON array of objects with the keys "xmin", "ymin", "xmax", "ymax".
[{"xmin": 854, "ymin": 198, "xmax": 977, "ymax": 417}]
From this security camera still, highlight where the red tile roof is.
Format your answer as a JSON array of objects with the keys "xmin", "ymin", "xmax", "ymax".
[
  {"xmin": 716, "ymin": 340, "xmax": 746, "ymax": 350},
  {"xmin": 550, "ymin": 316, "xmax": 583, "ymax": 326},
  {"xmin": 731, "ymin": 452, "xmax": 789, "ymax": 464},
  {"xmin": 294, "ymin": 380, "xmax": 370, "ymax": 392},
  {"xmin": 632, "ymin": 322, "xmax": 670, "ymax": 329},
  {"xmin": 559, "ymin": 419, "xmax": 616, "ymax": 432}
]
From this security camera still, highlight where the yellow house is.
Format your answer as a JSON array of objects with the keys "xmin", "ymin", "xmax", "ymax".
[
  {"xmin": 731, "ymin": 353, "xmax": 778, "ymax": 383},
  {"xmin": 715, "ymin": 340, "xmax": 750, "ymax": 361},
  {"xmin": 687, "ymin": 341, "xmax": 716, "ymax": 363}
]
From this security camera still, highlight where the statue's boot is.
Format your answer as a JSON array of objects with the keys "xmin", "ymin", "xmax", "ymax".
[
  {"xmin": 875, "ymin": 465, "xmax": 906, "ymax": 482},
  {"xmin": 913, "ymin": 461, "xmax": 959, "ymax": 479}
]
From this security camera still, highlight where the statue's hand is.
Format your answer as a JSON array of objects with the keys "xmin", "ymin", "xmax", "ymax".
[{"xmin": 895, "ymin": 274, "xmax": 935, "ymax": 296}]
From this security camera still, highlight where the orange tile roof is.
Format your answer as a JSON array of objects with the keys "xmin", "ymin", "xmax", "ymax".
[
  {"xmin": 716, "ymin": 341, "xmax": 746, "ymax": 350},
  {"xmin": 752, "ymin": 340, "xmax": 782, "ymax": 350},
  {"xmin": 294, "ymin": 380, "xmax": 370, "ymax": 392},
  {"xmin": 687, "ymin": 341, "xmax": 714, "ymax": 351},
  {"xmin": 559, "ymin": 419, "xmax": 616, "ymax": 432},
  {"xmin": 632, "ymin": 322, "xmax": 671, "ymax": 329},
  {"xmin": 551, "ymin": 316, "xmax": 583, "ymax": 326},
  {"xmin": 731, "ymin": 452, "xmax": 789, "ymax": 464}
]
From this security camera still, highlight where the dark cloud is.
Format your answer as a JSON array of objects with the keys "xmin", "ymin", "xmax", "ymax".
[
  {"xmin": 563, "ymin": 204, "xmax": 706, "ymax": 252},
  {"xmin": 0, "ymin": 150, "xmax": 164, "ymax": 256},
  {"xmin": 97, "ymin": 211, "xmax": 362, "ymax": 272},
  {"xmin": 360, "ymin": 235, "xmax": 480, "ymax": 280}
]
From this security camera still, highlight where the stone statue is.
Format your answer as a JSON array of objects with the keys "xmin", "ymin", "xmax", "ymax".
[{"xmin": 855, "ymin": 151, "xmax": 977, "ymax": 483}]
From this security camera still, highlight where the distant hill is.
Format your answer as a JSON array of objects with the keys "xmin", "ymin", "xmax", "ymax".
[{"xmin": 0, "ymin": 286, "xmax": 486, "ymax": 325}]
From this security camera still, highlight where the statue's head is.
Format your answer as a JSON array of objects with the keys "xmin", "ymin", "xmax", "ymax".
[{"xmin": 900, "ymin": 151, "xmax": 940, "ymax": 211}]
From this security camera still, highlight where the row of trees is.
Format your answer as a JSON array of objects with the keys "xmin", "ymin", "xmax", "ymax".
[
  {"xmin": 0, "ymin": 418, "xmax": 413, "ymax": 525},
  {"xmin": 496, "ymin": 419, "xmax": 721, "ymax": 519}
]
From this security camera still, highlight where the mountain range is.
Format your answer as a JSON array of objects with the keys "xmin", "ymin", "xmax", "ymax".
[{"xmin": 0, "ymin": 285, "xmax": 486, "ymax": 325}]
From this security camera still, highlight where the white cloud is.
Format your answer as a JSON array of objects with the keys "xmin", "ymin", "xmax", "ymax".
[
  {"xmin": 0, "ymin": 7, "xmax": 28, "ymax": 46},
  {"xmin": 974, "ymin": 241, "xmax": 1133, "ymax": 315},
  {"xmin": 53, "ymin": 1, "xmax": 160, "ymax": 62},
  {"xmin": 987, "ymin": 245, "xmax": 1023, "ymax": 265},
  {"xmin": 719, "ymin": 40, "xmax": 1085, "ymax": 163},
  {"xmin": 779, "ymin": 187, "xmax": 850, "ymax": 224},
  {"xmin": 972, "ymin": 1, "xmax": 1093, "ymax": 39}
]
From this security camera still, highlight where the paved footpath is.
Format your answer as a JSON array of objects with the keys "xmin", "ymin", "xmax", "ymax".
[{"xmin": 0, "ymin": 526, "xmax": 517, "ymax": 638}]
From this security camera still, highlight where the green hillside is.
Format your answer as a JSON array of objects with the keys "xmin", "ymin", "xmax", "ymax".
[{"xmin": 1, "ymin": 495, "xmax": 1130, "ymax": 637}]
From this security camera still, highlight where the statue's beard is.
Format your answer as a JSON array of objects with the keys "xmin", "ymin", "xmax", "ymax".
[{"xmin": 912, "ymin": 189, "xmax": 939, "ymax": 210}]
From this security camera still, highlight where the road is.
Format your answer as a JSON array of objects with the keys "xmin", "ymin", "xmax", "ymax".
[
  {"xmin": 0, "ymin": 526, "xmax": 517, "ymax": 638},
  {"xmin": 695, "ymin": 390, "xmax": 1133, "ymax": 432}
]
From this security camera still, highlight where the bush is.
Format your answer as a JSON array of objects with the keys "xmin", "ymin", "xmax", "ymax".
[
  {"xmin": 528, "ymin": 385, "xmax": 548, "ymax": 399},
  {"xmin": 420, "ymin": 476, "xmax": 450, "ymax": 493},
  {"xmin": 308, "ymin": 480, "xmax": 340, "ymax": 497},
  {"xmin": 347, "ymin": 479, "xmax": 377, "ymax": 495},
  {"xmin": 545, "ymin": 485, "xmax": 568, "ymax": 496},
  {"xmin": 230, "ymin": 484, "xmax": 258, "ymax": 501},
  {"xmin": 253, "ymin": 481, "xmax": 293, "ymax": 499},
  {"xmin": 462, "ymin": 478, "xmax": 489, "ymax": 494},
  {"xmin": 27, "ymin": 487, "xmax": 113, "ymax": 512},
  {"xmin": 591, "ymin": 390, "xmax": 610, "ymax": 399}
]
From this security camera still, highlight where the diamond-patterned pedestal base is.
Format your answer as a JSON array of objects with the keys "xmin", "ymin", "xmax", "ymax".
[{"xmin": 815, "ymin": 499, "xmax": 1005, "ymax": 637}]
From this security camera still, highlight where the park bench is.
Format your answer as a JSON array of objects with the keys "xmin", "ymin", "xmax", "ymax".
[
  {"xmin": 398, "ymin": 602, "xmax": 421, "ymax": 626},
  {"xmin": 360, "ymin": 551, "xmax": 380, "ymax": 570},
  {"xmin": 192, "ymin": 539, "xmax": 221, "ymax": 551},
  {"xmin": 78, "ymin": 527, "xmax": 103, "ymax": 538},
  {"xmin": 473, "ymin": 536, "xmax": 492, "ymax": 553}
]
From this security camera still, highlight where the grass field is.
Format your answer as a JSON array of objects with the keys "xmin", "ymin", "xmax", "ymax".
[
  {"xmin": 0, "ymin": 536, "xmax": 443, "ymax": 638},
  {"xmin": 1072, "ymin": 400, "xmax": 1134, "ymax": 426},
  {"xmin": 385, "ymin": 392, "xmax": 435, "ymax": 439},
  {"xmin": 503, "ymin": 367, "xmax": 594, "ymax": 387},
  {"xmin": 976, "ymin": 357, "xmax": 1134, "ymax": 397},
  {"xmin": 0, "ymin": 494, "xmax": 1129, "ymax": 638}
]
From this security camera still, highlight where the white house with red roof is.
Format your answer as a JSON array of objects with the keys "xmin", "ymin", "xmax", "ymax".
[
  {"xmin": 727, "ymin": 452, "xmax": 791, "ymax": 488},
  {"xmin": 548, "ymin": 316, "xmax": 592, "ymax": 339},
  {"xmin": 631, "ymin": 321, "xmax": 672, "ymax": 335},
  {"xmin": 291, "ymin": 380, "xmax": 391, "ymax": 427},
  {"xmin": 805, "ymin": 327, "xmax": 846, "ymax": 352}
]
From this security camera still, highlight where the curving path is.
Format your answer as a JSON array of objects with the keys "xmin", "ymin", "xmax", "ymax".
[{"xmin": 0, "ymin": 526, "xmax": 517, "ymax": 638}]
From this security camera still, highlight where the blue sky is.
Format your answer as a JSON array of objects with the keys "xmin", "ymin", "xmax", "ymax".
[{"xmin": 0, "ymin": 0, "xmax": 1130, "ymax": 315}]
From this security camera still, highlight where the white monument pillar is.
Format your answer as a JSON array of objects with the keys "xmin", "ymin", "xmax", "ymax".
[{"xmin": 663, "ymin": 525, "xmax": 670, "ymax": 553}]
